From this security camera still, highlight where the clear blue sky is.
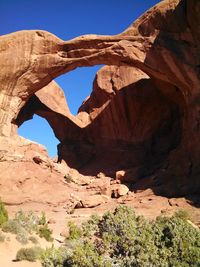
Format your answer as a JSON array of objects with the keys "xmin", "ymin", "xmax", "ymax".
[{"xmin": 0, "ymin": 0, "xmax": 160, "ymax": 157}]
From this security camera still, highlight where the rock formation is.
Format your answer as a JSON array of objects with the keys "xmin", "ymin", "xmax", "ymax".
[{"xmin": 0, "ymin": 0, "xmax": 200, "ymax": 197}]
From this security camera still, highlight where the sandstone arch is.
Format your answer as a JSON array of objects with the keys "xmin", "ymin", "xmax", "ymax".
[{"xmin": 0, "ymin": 0, "xmax": 200, "ymax": 196}]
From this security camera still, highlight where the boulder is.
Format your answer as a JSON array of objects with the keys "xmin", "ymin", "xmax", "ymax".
[
  {"xmin": 86, "ymin": 177, "xmax": 111, "ymax": 196},
  {"xmin": 76, "ymin": 195, "xmax": 109, "ymax": 208},
  {"xmin": 111, "ymin": 184, "xmax": 129, "ymax": 198},
  {"xmin": 116, "ymin": 170, "xmax": 126, "ymax": 182}
]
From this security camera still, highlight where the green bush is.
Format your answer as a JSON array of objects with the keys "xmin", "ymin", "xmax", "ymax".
[
  {"xmin": 40, "ymin": 246, "xmax": 68, "ymax": 267},
  {"xmin": 39, "ymin": 212, "xmax": 47, "ymax": 226},
  {"xmin": 16, "ymin": 246, "xmax": 42, "ymax": 262},
  {"xmin": 152, "ymin": 215, "xmax": 200, "ymax": 266},
  {"xmin": 64, "ymin": 240, "xmax": 111, "ymax": 267},
  {"xmin": 38, "ymin": 224, "xmax": 53, "ymax": 242},
  {"xmin": 16, "ymin": 229, "xmax": 29, "ymax": 245},
  {"xmin": 14, "ymin": 210, "xmax": 39, "ymax": 233},
  {"xmin": 0, "ymin": 200, "xmax": 8, "ymax": 226},
  {"xmin": 67, "ymin": 221, "xmax": 82, "ymax": 240},
  {"xmin": 62, "ymin": 205, "xmax": 200, "ymax": 267},
  {"xmin": 36, "ymin": 206, "xmax": 200, "ymax": 267},
  {"xmin": 174, "ymin": 209, "xmax": 190, "ymax": 221},
  {"xmin": 1, "ymin": 219, "xmax": 22, "ymax": 234},
  {"xmin": 82, "ymin": 214, "xmax": 100, "ymax": 237},
  {"xmin": 1, "ymin": 210, "xmax": 54, "ymax": 244}
]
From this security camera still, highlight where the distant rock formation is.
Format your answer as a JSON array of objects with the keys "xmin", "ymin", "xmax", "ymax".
[{"xmin": 0, "ymin": 0, "xmax": 200, "ymax": 197}]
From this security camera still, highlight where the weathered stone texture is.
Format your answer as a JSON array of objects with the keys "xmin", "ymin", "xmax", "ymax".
[{"xmin": 0, "ymin": 0, "xmax": 200, "ymax": 197}]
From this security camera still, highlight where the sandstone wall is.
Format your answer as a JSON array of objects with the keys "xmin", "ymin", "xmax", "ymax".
[{"xmin": 0, "ymin": 0, "xmax": 200, "ymax": 196}]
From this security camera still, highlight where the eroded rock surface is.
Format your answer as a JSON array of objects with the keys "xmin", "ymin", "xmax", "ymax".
[
  {"xmin": 0, "ymin": 135, "xmax": 73, "ymax": 205},
  {"xmin": 58, "ymin": 66, "xmax": 182, "ymax": 182},
  {"xmin": 0, "ymin": 0, "xmax": 200, "ymax": 198}
]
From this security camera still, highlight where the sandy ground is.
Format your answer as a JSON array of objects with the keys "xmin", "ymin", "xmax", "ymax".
[
  {"xmin": 0, "ymin": 233, "xmax": 48, "ymax": 267},
  {"xmin": 0, "ymin": 203, "xmax": 106, "ymax": 267},
  {"xmin": 1, "ymin": 192, "xmax": 200, "ymax": 267}
]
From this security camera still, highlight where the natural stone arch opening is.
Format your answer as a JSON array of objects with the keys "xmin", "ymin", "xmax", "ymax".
[
  {"xmin": 15, "ymin": 63, "xmax": 185, "ymax": 193},
  {"xmin": 1, "ymin": 0, "xmax": 200, "ymax": 197},
  {"xmin": 16, "ymin": 65, "xmax": 104, "ymax": 156},
  {"xmin": 55, "ymin": 65, "xmax": 104, "ymax": 115},
  {"xmin": 18, "ymin": 114, "xmax": 59, "ymax": 157},
  {"xmin": 56, "ymin": 68, "xmax": 184, "ymax": 179}
]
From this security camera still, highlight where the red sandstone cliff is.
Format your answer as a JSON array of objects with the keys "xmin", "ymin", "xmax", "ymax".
[{"xmin": 0, "ymin": 0, "xmax": 200, "ymax": 197}]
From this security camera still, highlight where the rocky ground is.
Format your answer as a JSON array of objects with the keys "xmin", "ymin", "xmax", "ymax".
[{"xmin": 1, "ymin": 137, "xmax": 200, "ymax": 266}]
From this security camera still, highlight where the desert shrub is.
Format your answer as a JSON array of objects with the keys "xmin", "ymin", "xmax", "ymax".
[
  {"xmin": 0, "ymin": 200, "xmax": 8, "ymax": 226},
  {"xmin": 67, "ymin": 221, "xmax": 82, "ymax": 240},
  {"xmin": 14, "ymin": 210, "xmax": 39, "ymax": 233},
  {"xmin": 29, "ymin": 235, "xmax": 38, "ymax": 244},
  {"xmin": 39, "ymin": 212, "xmax": 47, "ymax": 226},
  {"xmin": 1, "ymin": 219, "xmax": 22, "ymax": 234},
  {"xmin": 81, "ymin": 214, "xmax": 100, "ymax": 237},
  {"xmin": 152, "ymin": 215, "xmax": 200, "ymax": 266},
  {"xmin": 40, "ymin": 246, "xmax": 68, "ymax": 267},
  {"xmin": 2, "ymin": 210, "xmax": 54, "ymax": 244},
  {"xmin": 61, "ymin": 205, "xmax": 200, "ymax": 267},
  {"xmin": 174, "ymin": 209, "xmax": 190, "ymax": 221},
  {"xmin": 95, "ymin": 206, "xmax": 159, "ymax": 266},
  {"xmin": 16, "ymin": 229, "xmax": 29, "ymax": 245},
  {"xmin": 64, "ymin": 240, "xmax": 112, "ymax": 267},
  {"xmin": 38, "ymin": 224, "xmax": 53, "ymax": 242},
  {"xmin": 16, "ymin": 246, "xmax": 42, "ymax": 262}
]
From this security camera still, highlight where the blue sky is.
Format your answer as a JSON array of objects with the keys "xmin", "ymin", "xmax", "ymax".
[{"xmin": 0, "ymin": 0, "xmax": 160, "ymax": 156}]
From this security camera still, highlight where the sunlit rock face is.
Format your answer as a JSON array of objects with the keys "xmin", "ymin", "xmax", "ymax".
[
  {"xmin": 57, "ymin": 66, "xmax": 182, "ymax": 180},
  {"xmin": 1, "ymin": 0, "xmax": 200, "ymax": 197}
]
